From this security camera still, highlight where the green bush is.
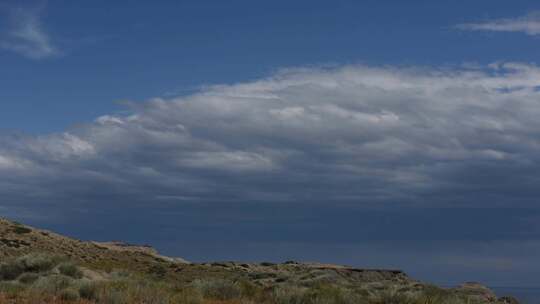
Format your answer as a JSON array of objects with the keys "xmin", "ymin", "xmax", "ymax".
[
  {"xmin": 58, "ymin": 262, "xmax": 83, "ymax": 279},
  {"xmin": 148, "ymin": 263, "xmax": 167, "ymax": 278},
  {"xmin": 60, "ymin": 288, "xmax": 80, "ymax": 301},
  {"xmin": 17, "ymin": 253, "xmax": 59, "ymax": 272},
  {"xmin": 31, "ymin": 274, "xmax": 73, "ymax": 294},
  {"xmin": 78, "ymin": 281, "xmax": 99, "ymax": 300},
  {"xmin": 12, "ymin": 226, "xmax": 32, "ymax": 234},
  {"xmin": 237, "ymin": 280, "xmax": 263, "ymax": 299},
  {"xmin": 0, "ymin": 281, "xmax": 25, "ymax": 294},
  {"xmin": 0, "ymin": 262, "xmax": 24, "ymax": 280},
  {"xmin": 18, "ymin": 272, "xmax": 39, "ymax": 284}
]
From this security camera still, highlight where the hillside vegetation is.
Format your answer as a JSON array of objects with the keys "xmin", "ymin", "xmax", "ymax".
[{"xmin": 0, "ymin": 218, "xmax": 519, "ymax": 304}]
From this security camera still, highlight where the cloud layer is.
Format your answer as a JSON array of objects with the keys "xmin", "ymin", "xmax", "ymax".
[
  {"xmin": 0, "ymin": 5, "xmax": 57, "ymax": 59},
  {"xmin": 457, "ymin": 12, "xmax": 540, "ymax": 35},
  {"xmin": 2, "ymin": 63, "xmax": 540, "ymax": 211}
]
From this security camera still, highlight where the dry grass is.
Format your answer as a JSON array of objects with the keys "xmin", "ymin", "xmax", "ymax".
[{"xmin": 0, "ymin": 256, "xmax": 495, "ymax": 304}]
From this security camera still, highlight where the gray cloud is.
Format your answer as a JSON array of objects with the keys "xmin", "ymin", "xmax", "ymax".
[
  {"xmin": 5, "ymin": 63, "xmax": 540, "ymax": 286},
  {"xmin": 0, "ymin": 4, "xmax": 58, "ymax": 59},
  {"xmin": 3, "ymin": 63, "xmax": 540, "ymax": 211},
  {"xmin": 457, "ymin": 11, "xmax": 540, "ymax": 35}
]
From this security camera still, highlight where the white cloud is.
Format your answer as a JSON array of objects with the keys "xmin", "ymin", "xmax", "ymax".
[
  {"xmin": 4, "ymin": 63, "xmax": 540, "ymax": 206},
  {"xmin": 457, "ymin": 11, "xmax": 540, "ymax": 35},
  {"xmin": 0, "ymin": 5, "xmax": 58, "ymax": 59},
  {"xmin": 178, "ymin": 151, "xmax": 275, "ymax": 172},
  {"xmin": 0, "ymin": 154, "xmax": 17, "ymax": 169},
  {"xmin": 0, "ymin": 153, "xmax": 32, "ymax": 171}
]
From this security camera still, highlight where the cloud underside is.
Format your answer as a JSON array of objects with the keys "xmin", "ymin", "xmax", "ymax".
[
  {"xmin": 457, "ymin": 12, "xmax": 540, "ymax": 35},
  {"xmin": 2, "ymin": 63, "xmax": 540, "ymax": 208}
]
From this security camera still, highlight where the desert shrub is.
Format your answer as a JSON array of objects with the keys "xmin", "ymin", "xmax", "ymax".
[
  {"xmin": 250, "ymin": 272, "xmax": 276, "ymax": 280},
  {"xmin": 60, "ymin": 288, "xmax": 80, "ymax": 301},
  {"xmin": 31, "ymin": 274, "xmax": 73, "ymax": 294},
  {"xmin": 109, "ymin": 269, "xmax": 131, "ymax": 280},
  {"xmin": 12, "ymin": 226, "xmax": 32, "ymax": 234},
  {"xmin": 148, "ymin": 263, "xmax": 167, "ymax": 277},
  {"xmin": 17, "ymin": 253, "xmax": 59, "ymax": 272},
  {"xmin": 192, "ymin": 278, "xmax": 242, "ymax": 300},
  {"xmin": 0, "ymin": 281, "xmax": 25, "ymax": 294},
  {"xmin": 0, "ymin": 262, "xmax": 24, "ymax": 280},
  {"xmin": 78, "ymin": 281, "xmax": 99, "ymax": 300},
  {"xmin": 17, "ymin": 272, "xmax": 39, "ymax": 284},
  {"xmin": 58, "ymin": 262, "xmax": 83, "ymax": 279},
  {"xmin": 237, "ymin": 279, "xmax": 264, "ymax": 299}
]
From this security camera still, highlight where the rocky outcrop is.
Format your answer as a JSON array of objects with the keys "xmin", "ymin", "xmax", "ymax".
[
  {"xmin": 498, "ymin": 296, "xmax": 520, "ymax": 304},
  {"xmin": 454, "ymin": 282, "xmax": 498, "ymax": 302},
  {"xmin": 93, "ymin": 241, "xmax": 190, "ymax": 264}
]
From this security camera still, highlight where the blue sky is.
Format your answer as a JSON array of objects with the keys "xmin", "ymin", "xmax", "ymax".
[
  {"xmin": 3, "ymin": 0, "xmax": 540, "ymax": 133},
  {"xmin": 3, "ymin": 0, "xmax": 540, "ymax": 288}
]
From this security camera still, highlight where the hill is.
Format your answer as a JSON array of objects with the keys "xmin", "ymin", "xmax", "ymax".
[{"xmin": 0, "ymin": 218, "xmax": 520, "ymax": 303}]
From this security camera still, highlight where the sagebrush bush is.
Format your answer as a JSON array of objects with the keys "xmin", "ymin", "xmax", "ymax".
[
  {"xmin": 12, "ymin": 226, "xmax": 32, "ymax": 234},
  {"xmin": 0, "ymin": 262, "xmax": 24, "ymax": 280},
  {"xmin": 0, "ymin": 281, "xmax": 25, "ymax": 294},
  {"xmin": 237, "ymin": 280, "xmax": 264, "ymax": 299},
  {"xmin": 31, "ymin": 274, "xmax": 73, "ymax": 294},
  {"xmin": 0, "ymin": 253, "xmax": 62, "ymax": 282},
  {"xmin": 60, "ymin": 288, "xmax": 80, "ymax": 302},
  {"xmin": 148, "ymin": 263, "xmax": 168, "ymax": 277},
  {"xmin": 58, "ymin": 262, "xmax": 83, "ymax": 279},
  {"xmin": 17, "ymin": 273, "xmax": 39, "ymax": 284},
  {"xmin": 16, "ymin": 253, "xmax": 59, "ymax": 272},
  {"xmin": 78, "ymin": 280, "xmax": 99, "ymax": 300}
]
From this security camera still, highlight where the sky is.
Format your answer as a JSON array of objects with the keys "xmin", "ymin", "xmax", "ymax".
[{"xmin": 2, "ymin": 0, "xmax": 540, "ymax": 288}]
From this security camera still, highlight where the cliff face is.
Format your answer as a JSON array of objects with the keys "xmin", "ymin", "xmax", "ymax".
[{"xmin": 0, "ymin": 218, "xmax": 519, "ymax": 303}]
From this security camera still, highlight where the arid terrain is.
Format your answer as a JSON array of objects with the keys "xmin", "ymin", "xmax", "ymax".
[{"xmin": 0, "ymin": 218, "xmax": 520, "ymax": 303}]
